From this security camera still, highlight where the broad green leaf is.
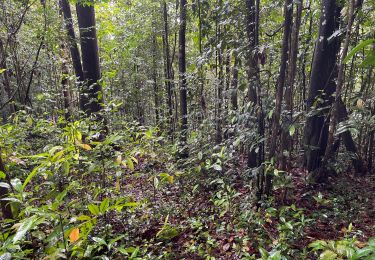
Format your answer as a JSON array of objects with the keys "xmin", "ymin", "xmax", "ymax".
[
  {"xmin": 319, "ymin": 250, "xmax": 337, "ymax": 260},
  {"xmin": 100, "ymin": 198, "xmax": 110, "ymax": 213},
  {"xmin": 11, "ymin": 178, "xmax": 23, "ymax": 193},
  {"xmin": 88, "ymin": 204, "xmax": 100, "ymax": 215},
  {"xmin": 92, "ymin": 237, "xmax": 107, "ymax": 246},
  {"xmin": 0, "ymin": 182, "xmax": 10, "ymax": 189},
  {"xmin": 13, "ymin": 216, "xmax": 37, "ymax": 243},
  {"xmin": 343, "ymin": 39, "xmax": 375, "ymax": 64},
  {"xmin": 23, "ymin": 165, "xmax": 41, "ymax": 190}
]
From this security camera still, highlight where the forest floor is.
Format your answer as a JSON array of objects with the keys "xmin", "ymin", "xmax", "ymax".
[{"xmin": 115, "ymin": 161, "xmax": 375, "ymax": 258}]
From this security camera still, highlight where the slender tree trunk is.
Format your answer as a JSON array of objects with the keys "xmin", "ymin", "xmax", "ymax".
[
  {"xmin": 76, "ymin": 3, "xmax": 104, "ymax": 115},
  {"xmin": 152, "ymin": 23, "xmax": 159, "ymax": 124},
  {"xmin": 245, "ymin": 0, "xmax": 261, "ymax": 168},
  {"xmin": 280, "ymin": 0, "xmax": 302, "ymax": 170},
  {"xmin": 178, "ymin": 0, "xmax": 188, "ymax": 157},
  {"xmin": 315, "ymin": 0, "xmax": 356, "ymax": 182},
  {"xmin": 59, "ymin": 0, "xmax": 86, "ymax": 110},
  {"xmin": 61, "ymin": 54, "xmax": 72, "ymax": 121},
  {"xmin": 265, "ymin": 0, "xmax": 292, "ymax": 195},
  {"xmin": 0, "ymin": 148, "xmax": 12, "ymax": 219},
  {"xmin": 0, "ymin": 39, "xmax": 15, "ymax": 120},
  {"xmin": 303, "ymin": 0, "xmax": 341, "ymax": 175},
  {"xmin": 197, "ymin": 0, "xmax": 206, "ymax": 121},
  {"xmin": 230, "ymin": 54, "xmax": 239, "ymax": 111},
  {"xmin": 161, "ymin": 0, "xmax": 174, "ymax": 135}
]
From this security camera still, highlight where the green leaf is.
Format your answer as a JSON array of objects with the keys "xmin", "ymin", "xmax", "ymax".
[
  {"xmin": 92, "ymin": 237, "xmax": 107, "ymax": 246},
  {"xmin": 289, "ymin": 125, "xmax": 296, "ymax": 136},
  {"xmin": 153, "ymin": 176, "xmax": 159, "ymax": 189},
  {"xmin": 309, "ymin": 240, "xmax": 328, "ymax": 250},
  {"xmin": 13, "ymin": 216, "xmax": 37, "ymax": 243},
  {"xmin": 343, "ymin": 39, "xmax": 375, "ymax": 64},
  {"xmin": 99, "ymin": 198, "xmax": 110, "ymax": 213},
  {"xmin": 88, "ymin": 204, "xmax": 100, "ymax": 216},
  {"xmin": 11, "ymin": 178, "xmax": 23, "ymax": 193},
  {"xmin": 0, "ymin": 182, "xmax": 10, "ymax": 189},
  {"xmin": 319, "ymin": 250, "xmax": 337, "ymax": 260},
  {"xmin": 0, "ymin": 252, "xmax": 12, "ymax": 260},
  {"xmin": 23, "ymin": 165, "xmax": 41, "ymax": 190},
  {"xmin": 212, "ymin": 164, "xmax": 222, "ymax": 171},
  {"xmin": 127, "ymin": 158, "xmax": 134, "ymax": 171},
  {"xmin": 0, "ymin": 171, "xmax": 5, "ymax": 180},
  {"xmin": 77, "ymin": 215, "xmax": 92, "ymax": 221}
]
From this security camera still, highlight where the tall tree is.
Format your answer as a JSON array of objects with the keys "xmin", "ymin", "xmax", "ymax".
[
  {"xmin": 316, "ymin": 0, "xmax": 364, "ymax": 181},
  {"xmin": 76, "ymin": 1, "xmax": 103, "ymax": 115},
  {"xmin": 265, "ymin": 0, "xmax": 293, "ymax": 195},
  {"xmin": 161, "ymin": 0, "xmax": 175, "ymax": 135},
  {"xmin": 245, "ymin": 0, "xmax": 261, "ymax": 168},
  {"xmin": 303, "ymin": 0, "xmax": 341, "ymax": 175},
  {"xmin": 0, "ymin": 148, "xmax": 12, "ymax": 219},
  {"xmin": 59, "ymin": 0, "xmax": 86, "ymax": 111},
  {"xmin": 178, "ymin": 0, "xmax": 188, "ymax": 157},
  {"xmin": 280, "ymin": 0, "xmax": 302, "ymax": 170}
]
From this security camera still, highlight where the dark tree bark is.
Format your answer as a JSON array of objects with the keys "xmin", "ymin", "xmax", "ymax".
[
  {"xmin": 0, "ymin": 39, "xmax": 15, "ymax": 121},
  {"xmin": 161, "ymin": 0, "xmax": 175, "ymax": 135},
  {"xmin": 230, "ymin": 54, "xmax": 239, "ymax": 111},
  {"xmin": 303, "ymin": 0, "xmax": 341, "ymax": 174},
  {"xmin": 152, "ymin": 22, "xmax": 159, "ymax": 124},
  {"xmin": 197, "ymin": 0, "xmax": 206, "ymax": 121},
  {"xmin": 315, "ymin": 0, "xmax": 356, "ymax": 182},
  {"xmin": 0, "ymin": 149, "xmax": 12, "ymax": 219},
  {"xmin": 337, "ymin": 99, "xmax": 365, "ymax": 175},
  {"xmin": 265, "ymin": 0, "xmax": 293, "ymax": 195},
  {"xmin": 280, "ymin": 0, "xmax": 302, "ymax": 170},
  {"xmin": 76, "ymin": 3, "xmax": 103, "ymax": 115},
  {"xmin": 245, "ymin": 0, "xmax": 261, "ymax": 168},
  {"xmin": 59, "ymin": 0, "xmax": 86, "ymax": 110},
  {"xmin": 178, "ymin": 0, "xmax": 188, "ymax": 158}
]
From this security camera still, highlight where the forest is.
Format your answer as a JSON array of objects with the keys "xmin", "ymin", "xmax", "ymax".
[{"xmin": 0, "ymin": 0, "xmax": 374, "ymax": 258}]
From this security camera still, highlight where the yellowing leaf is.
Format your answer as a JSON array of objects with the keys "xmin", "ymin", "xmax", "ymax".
[
  {"xmin": 127, "ymin": 158, "xmax": 134, "ymax": 171},
  {"xmin": 357, "ymin": 99, "xmax": 364, "ymax": 109},
  {"xmin": 116, "ymin": 178, "xmax": 120, "ymax": 191},
  {"xmin": 115, "ymin": 155, "xmax": 122, "ymax": 165},
  {"xmin": 69, "ymin": 228, "xmax": 80, "ymax": 243},
  {"xmin": 80, "ymin": 144, "xmax": 92, "ymax": 151},
  {"xmin": 167, "ymin": 175, "xmax": 174, "ymax": 184}
]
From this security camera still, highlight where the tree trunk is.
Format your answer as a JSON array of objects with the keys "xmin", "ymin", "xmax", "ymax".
[
  {"xmin": 61, "ymin": 55, "xmax": 72, "ymax": 121},
  {"xmin": 152, "ymin": 23, "xmax": 159, "ymax": 124},
  {"xmin": 265, "ymin": 0, "xmax": 293, "ymax": 195},
  {"xmin": 161, "ymin": 0, "xmax": 174, "ymax": 135},
  {"xmin": 314, "ymin": 0, "xmax": 356, "ymax": 182},
  {"xmin": 0, "ymin": 39, "xmax": 15, "ymax": 121},
  {"xmin": 76, "ymin": 3, "xmax": 103, "ymax": 115},
  {"xmin": 178, "ymin": 0, "xmax": 188, "ymax": 158},
  {"xmin": 245, "ymin": 0, "xmax": 261, "ymax": 168},
  {"xmin": 230, "ymin": 54, "xmax": 239, "ymax": 111},
  {"xmin": 303, "ymin": 0, "xmax": 341, "ymax": 174},
  {"xmin": 337, "ymin": 99, "xmax": 365, "ymax": 175},
  {"xmin": 0, "ymin": 149, "xmax": 12, "ymax": 219},
  {"xmin": 280, "ymin": 0, "xmax": 302, "ymax": 170},
  {"xmin": 59, "ymin": 0, "xmax": 86, "ymax": 110}
]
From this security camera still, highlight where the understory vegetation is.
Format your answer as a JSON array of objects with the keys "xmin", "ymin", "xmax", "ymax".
[{"xmin": 0, "ymin": 0, "xmax": 374, "ymax": 259}]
